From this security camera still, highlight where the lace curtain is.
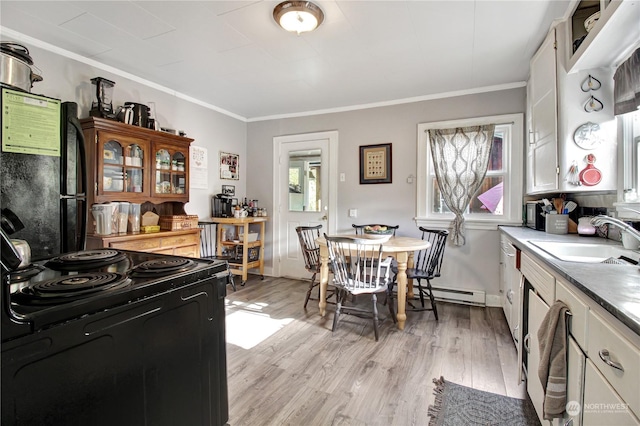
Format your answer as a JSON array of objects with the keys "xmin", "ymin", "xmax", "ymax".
[
  {"xmin": 428, "ymin": 125, "xmax": 495, "ymax": 246},
  {"xmin": 614, "ymin": 47, "xmax": 640, "ymax": 116}
]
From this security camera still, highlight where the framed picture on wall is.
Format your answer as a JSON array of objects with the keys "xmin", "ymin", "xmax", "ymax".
[
  {"xmin": 220, "ymin": 152, "xmax": 239, "ymax": 180},
  {"xmin": 359, "ymin": 143, "xmax": 392, "ymax": 184},
  {"xmin": 221, "ymin": 185, "xmax": 235, "ymax": 196}
]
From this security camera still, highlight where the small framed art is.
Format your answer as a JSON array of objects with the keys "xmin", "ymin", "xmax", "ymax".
[
  {"xmin": 359, "ymin": 143, "xmax": 392, "ymax": 184},
  {"xmin": 220, "ymin": 152, "xmax": 239, "ymax": 180},
  {"xmin": 221, "ymin": 185, "xmax": 235, "ymax": 196}
]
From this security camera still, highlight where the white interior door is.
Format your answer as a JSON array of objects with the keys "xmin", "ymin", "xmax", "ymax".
[{"xmin": 273, "ymin": 131, "xmax": 338, "ymax": 279}]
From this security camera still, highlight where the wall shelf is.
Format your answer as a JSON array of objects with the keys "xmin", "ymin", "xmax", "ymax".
[{"xmin": 567, "ymin": 0, "xmax": 640, "ymax": 73}]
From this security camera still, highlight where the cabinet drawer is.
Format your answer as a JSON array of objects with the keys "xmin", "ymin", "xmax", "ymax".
[
  {"xmin": 520, "ymin": 252, "xmax": 555, "ymax": 304},
  {"xmin": 583, "ymin": 360, "xmax": 640, "ymax": 425},
  {"xmin": 174, "ymin": 245, "xmax": 198, "ymax": 258},
  {"xmin": 110, "ymin": 239, "xmax": 161, "ymax": 251},
  {"xmin": 155, "ymin": 247, "xmax": 175, "ymax": 255},
  {"xmin": 160, "ymin": 233, "xmax": 199, "ymax": 248},
  {"xmin": 556, "ymin": 278, "xmax": 589, "ymax": 352},
  {"xmin": 587, "ymin": 310, "xmax": 640, "ymax": 418}
]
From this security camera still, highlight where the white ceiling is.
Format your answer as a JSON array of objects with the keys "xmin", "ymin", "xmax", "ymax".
[{"xmin": 0, "ymin": 1, "xmax": 572, "ymax": 121}]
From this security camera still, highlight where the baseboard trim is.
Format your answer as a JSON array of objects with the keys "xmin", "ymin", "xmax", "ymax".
[{"xmin": 430, "ymin": 285, "xmax": 486, "ymax": 306}]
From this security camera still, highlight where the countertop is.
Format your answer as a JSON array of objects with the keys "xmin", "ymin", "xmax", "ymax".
[{"xmin": 499, "ymin": 226, "xmax": 640, "ymax": 336}]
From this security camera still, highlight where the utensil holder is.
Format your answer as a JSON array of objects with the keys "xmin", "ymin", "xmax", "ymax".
[{"xmin": 546, "ymin": 214, "xmax": 569, "ymax": 234}]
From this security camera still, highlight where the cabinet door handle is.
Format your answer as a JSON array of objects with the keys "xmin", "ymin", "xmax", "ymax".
[
  {"xmin": 507, "ymin": 289, "xmax": 514, "ymax": 304},
  {"xmin": 524, "ymin": 334, "xmax": 530, "ymax": 354},
  {"xmin": 599, "ymin": 349, "xmax": 624, "ymax": 372},
  {"xmin": 513, "ymin": 325, "xmax": 519, "ymax": 343}
]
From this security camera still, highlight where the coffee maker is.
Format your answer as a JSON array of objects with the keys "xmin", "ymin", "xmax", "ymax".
[{"xmin": 213, "ymin": 194, "xmax": 233, "ymax": 218}]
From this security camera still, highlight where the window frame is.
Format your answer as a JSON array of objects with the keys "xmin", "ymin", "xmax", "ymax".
[
  {"xmin": 614, "ymin": 109, "xmax": 640, "ymax": 220},
  {"xmin": 416, "ymin": 113, "xmax": 524, "ymax": 230}
]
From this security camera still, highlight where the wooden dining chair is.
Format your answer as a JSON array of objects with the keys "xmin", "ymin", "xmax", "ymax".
[
  {"xmin": 352, "ymin": 224, "xmax": 399, "ymax": 236},
  {"xmin": 199, "ymin": 221, "xmax": 236, "ymax": 291},
  {"xmin": 390, "ymin": 227, "xmax": 448, "ymax": 320},
  {"xmin": 295, "ymin": 225, "xmax": 335, "ymax": 308},
  {"xmin": 324, "ymin": 234, "xmax": 396, "ymax": 341}
]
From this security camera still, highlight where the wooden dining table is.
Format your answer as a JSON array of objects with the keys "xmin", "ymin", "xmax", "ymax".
[{"xmin": 317, "ymin": 235, "xmax": 431, "ymax": 330}]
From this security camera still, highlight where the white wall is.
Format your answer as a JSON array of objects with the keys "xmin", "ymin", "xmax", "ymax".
[
  {"xmin": 14, "ymin": 35, "xmax": 527, "ymax": 304},
  {"xmin": 247, "ymin": 88, "xmax": 526, "ymax": 304},
  {"xmin": 11, "ymin": 40, "xmax": 247, "ymax": 220}
]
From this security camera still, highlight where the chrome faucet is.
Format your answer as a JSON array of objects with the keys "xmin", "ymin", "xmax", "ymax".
[{"xmin": 590, "ymin": 215, "xmax": 640, "ymax": 244}]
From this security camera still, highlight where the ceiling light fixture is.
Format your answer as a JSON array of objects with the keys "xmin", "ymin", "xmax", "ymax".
[{"xmin": 273, "ymin": 1, "xmax": 324, "ymax": 35}]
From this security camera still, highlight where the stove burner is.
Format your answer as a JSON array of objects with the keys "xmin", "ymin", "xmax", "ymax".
[
  {"xmin": 131, "ymin": 258, "xmax": 196, "ymax": 277},
  {"xmin": 13, "ymin": 272, "xmax": 131, "ymax": 305},
  {"xmin": 45, "ymin": 249, "xmax": 128, "ymax": 271},
  {"xmin": 9, "ymin": 264, "xmax": 45, "ymax": 284}
]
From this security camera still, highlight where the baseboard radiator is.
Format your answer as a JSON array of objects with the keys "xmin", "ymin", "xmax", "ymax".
[{"xmin": 427, "ymin": 286, "xmax": 486, "ymax": 306}]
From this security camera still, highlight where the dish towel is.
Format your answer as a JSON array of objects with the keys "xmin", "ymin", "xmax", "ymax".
[{"xmin": 537, "ymin": 300, "xmax": 570, "ymax": 420}]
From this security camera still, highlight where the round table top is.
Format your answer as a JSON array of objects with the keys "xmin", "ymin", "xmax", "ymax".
[{"xmin": 317, "ymin": 234, "xmax": 431, "ymax": 252}]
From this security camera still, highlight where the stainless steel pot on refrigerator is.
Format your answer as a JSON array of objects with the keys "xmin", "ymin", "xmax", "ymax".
[{"xmin": 0, "ymin": 42, "xmax": 42, "ymax": 92}]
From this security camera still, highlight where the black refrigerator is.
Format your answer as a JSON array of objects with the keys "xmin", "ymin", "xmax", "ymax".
[{"xmin": 1, "ymin": 86, "xmax": 87, "ymax": 261}]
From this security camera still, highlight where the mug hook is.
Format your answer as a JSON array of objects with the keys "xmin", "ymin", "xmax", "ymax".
[
  {"xmin": 584, "ymin": 95, "xmax": 604, "ymax": 112},
  {"xmin": 581, "ymin": 74, "xmax": 602, "ymax": 92}
]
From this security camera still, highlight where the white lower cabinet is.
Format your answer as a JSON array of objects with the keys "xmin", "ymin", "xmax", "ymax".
[
  {"xmin": 518, "ymin": 247, "xmax": 639, "ymax": 426},
  {"xmin": 583, "ymin": 360, "xmax": 640, "ymax": 425},
  {"xmin": 500, "ymin": 235, "xmax": 522, "ymax": 345},
  {"xmin": 526, "ymin": 288, "xmax": 584, "ymax": 426},
  {"xmin": 565, "ymin": 337, "xmax": 586, "ymax": 426},
  {"xmin": 527, "ymin": 289, "xmax": 549, "ymax": 425},
  {"xmin": 587, "ymin": 309, "xmax": 640, "ymax": 418}
]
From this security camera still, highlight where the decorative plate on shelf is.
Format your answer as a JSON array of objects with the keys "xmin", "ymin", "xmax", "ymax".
[{"xmin": 573, "ymin": 122, "xmax": 603, "ymax": 150}]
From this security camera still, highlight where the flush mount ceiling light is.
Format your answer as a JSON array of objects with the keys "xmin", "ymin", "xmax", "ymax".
[{"xmin": 273, "ymin": 1, "xmax": 324, "ymax": 35}]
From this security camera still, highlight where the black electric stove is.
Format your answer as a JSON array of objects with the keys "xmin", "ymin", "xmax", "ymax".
[{"xmin": 2, "ymin": 249, "xmax": 230, "ymax": 426}]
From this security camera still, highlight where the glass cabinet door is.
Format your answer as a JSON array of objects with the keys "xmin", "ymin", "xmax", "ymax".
[
  {"xmin": 155, "ymin": 149, "xmax": 171, "ymax": 194},
  {"xmin": 171, "ymin": 151, "xmax": 187, "ymax": 194},
  {"xmin": 152, "ymin": 143, "xmax": 189, "ymax": 199},
  {"xmin": 102, "ymin": 140, "xmax": 124, "ymax": 193},
  {"xmin": 124, "ymin": 144, "xmax": 144, "ymax": 193},
  {"xmin": 98, "ymin": 133, "xmax": 150, "ymax": 197}
]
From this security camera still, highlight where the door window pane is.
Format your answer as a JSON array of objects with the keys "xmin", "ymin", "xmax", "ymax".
[{"xmin": 288, "ymin": 149, "xmax": 322, "ymax": 212}]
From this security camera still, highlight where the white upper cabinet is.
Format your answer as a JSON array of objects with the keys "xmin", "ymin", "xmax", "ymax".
[
  {"xmin": 525, "ymin": 1, "xmax": 627, "ymax": 196},
  {"xmin": 527, "ymin": 28, "xmax": 559, "ymax": 195}
]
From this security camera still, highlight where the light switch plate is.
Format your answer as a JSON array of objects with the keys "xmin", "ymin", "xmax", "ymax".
[
  {"xmin": 340, "ymin": 173, "xmax": 346, "ymax": 182},
  {"xmin": 349, "ymin": 209, "xmax": 357, "ymax": 218}
]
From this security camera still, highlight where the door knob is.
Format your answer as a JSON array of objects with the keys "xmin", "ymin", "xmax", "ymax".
[{"xmin": 320, "ymin": 215, "xmax": 327, "ymax": 221}]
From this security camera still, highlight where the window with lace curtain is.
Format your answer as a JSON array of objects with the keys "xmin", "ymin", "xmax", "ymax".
[{"xmin": 416, "ymin": 113, "xmax": 524, "ymax": 230}]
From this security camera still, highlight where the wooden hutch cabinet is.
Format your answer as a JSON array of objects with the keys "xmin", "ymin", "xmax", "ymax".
[{"xmin": 81, "ymin": 117, "xmax": 200, "ymax": 257}]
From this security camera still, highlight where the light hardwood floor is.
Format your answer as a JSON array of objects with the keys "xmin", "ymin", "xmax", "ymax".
[{"xmin": 225, "ymin": 275, "xmax": 526, "ymax": 425}]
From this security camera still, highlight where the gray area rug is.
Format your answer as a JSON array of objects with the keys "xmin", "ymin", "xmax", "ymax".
[{"xmin": 428, "ymin": 377, "xmax": 541, "ymax": 426}]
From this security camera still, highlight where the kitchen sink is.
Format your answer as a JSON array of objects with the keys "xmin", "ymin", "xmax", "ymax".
[{"xmin": 529, "ymin": 240, "xmax": 640, "ymax": 264}]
